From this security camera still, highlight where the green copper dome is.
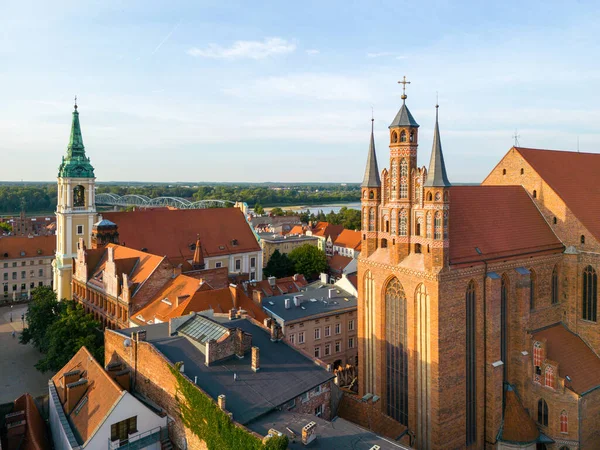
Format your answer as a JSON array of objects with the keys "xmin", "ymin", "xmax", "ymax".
[{"xmin": 58, "ymin": 104, "xmax": 95, "ymax": 178}]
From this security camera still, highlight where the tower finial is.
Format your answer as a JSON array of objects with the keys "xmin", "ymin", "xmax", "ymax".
[
  {"xmin": 371, "ymin": 106, "xmax": 374, "ymax": 129},
  {"xmin": 74, "ymin": 95, "xmax": 78, "ymax": 110},
  {"xmin": 398, "ymin": 76, "xmax": 411, "ymax": 103}
]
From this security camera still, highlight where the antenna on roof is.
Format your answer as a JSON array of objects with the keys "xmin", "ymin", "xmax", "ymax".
[
  {"xmin": 577, "ymin": 136, "xmax": 580, "ymax": 153},
  {"xmin": 512, "ymin": 130, "xmax": 520, "ymax": 147}
]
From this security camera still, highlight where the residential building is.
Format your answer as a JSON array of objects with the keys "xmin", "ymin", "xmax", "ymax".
[
  {"xmin": 1, "ymin": 210, "xmax": 56, "ymax": 237},
  {"xmin": 327, "ymin": 254, "xmax": 357, "ymax": 281},
  {"xmin": 243, "ymin": 274, "xmax": 308, "ymax": 302},
  {"xmin": 105, "ymin": 313, "xmax": 335, "ymax": 449},
  {"xmin": 0, "ymin": 235, "xmax": 54, "ymax": 301},
  {"xmin": 250, "ymin": 215, "xmax": 301, "ymax": 234},
  {"xmin": 262, "ymin": 282, "xmax": 358, "ymax": 369},
  {"xmin": 258, "ymin": 232, "xmax": 319, "ymax": 267},
  {"xmin": 358, "ymin": 85, "xmax": 600, "ymax": 449},
  {"xmin": 1, "ymin": 392, "xmax": 50, "ymax": 450},
  {"xmin": 305, "ymin": 222, "xmax": 344, "ymax": 255},
  {"xmin": 332, "ymin": 229, "xmax": 361, "ymax": 259},
  {"xmin": 48, "ymin": 346, "xmax": 168, "ymax": 450}
]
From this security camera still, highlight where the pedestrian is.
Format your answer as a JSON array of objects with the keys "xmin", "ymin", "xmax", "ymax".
[
  {"xmin": 12, "ymin": 330, "xmax": 16, "ymax": 339},
  {"xmin": 9, "ymin": 313, "xmax": 12, "ymax": 322}
]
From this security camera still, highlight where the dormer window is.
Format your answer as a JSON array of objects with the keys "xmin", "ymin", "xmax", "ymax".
[{"xmin": 231, "ymin": 239, "xmax": 238, "ymax": 246}]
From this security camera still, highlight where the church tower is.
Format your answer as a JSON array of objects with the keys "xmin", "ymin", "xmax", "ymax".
[
  {"xmin": 53, "ymin": 100, "xmax": 97, "ymax": 300},
  {"xmin": 361, "ymin": 117, "xmax": 381, "ymax": 258}
]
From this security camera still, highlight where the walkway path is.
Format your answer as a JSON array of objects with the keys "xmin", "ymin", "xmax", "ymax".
[{"xmin": 0, "ymin": 304, "xmax": 52, "ymax": 403}]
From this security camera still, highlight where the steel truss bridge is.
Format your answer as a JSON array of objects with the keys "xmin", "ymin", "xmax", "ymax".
[{"xmin": 95, "ymin": 193, "xmax": 235, "ymax": 209}]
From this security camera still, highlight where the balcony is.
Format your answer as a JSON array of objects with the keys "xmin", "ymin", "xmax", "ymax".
[{"xmin": 108, "ymin": 426, "xmax": 168, "ymax": 450}]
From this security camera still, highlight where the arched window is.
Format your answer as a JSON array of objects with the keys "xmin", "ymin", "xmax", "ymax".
[
  {"xmin": 443, "ymin": 211, "xmax": 448, "ymax": 239},
  {"xmin": 434, "ymin": 212, "xmax": 442, "ymax": 239},
  {"xmin": 427, "ymin": 191, "xmax": 432, "ymax": 201},
  {"xmin": 400, "ymin": 130, "xmax": 407, "ymax": 142},
  {"xmin": 582, "ymin": 265, "xmax": 597, "ymax": 321},
  {"xmin": 415, "ymin": 216, "xmax": 423, "ymax": 236},
  {"xmin": 529, "ymin": 269, "xmax": 536, "ymax": 311},
  {"xmin": 409, "ymin": 130, "xmax": 415, "ymax": 142},
  {"xmin": 369, "ymin": 190, "xmax": 374, "ymax": 199},
  {"xmin": 385, "ymin": 217, "xmax": 390, "ymax": 233},
  {"xmin": 537, "ymin": 398, "xmax": 548, "ymax": 426},
  {"xmin": 416, "ymin": 284, "xmax": 430, "ymax": 446},
  {"xmin": 545, "ymin": 365, "xmax": 554, "ymax": 388},
  {"xmin": 381, "ymin": 238, "xmax": 388, "ymax": 248},
  {"xmin": 369, "ymin": 209, "xmax": 375, "ymax": 232},
  {"xmin": 415, "ymin": 243, "xmax": 421, "ymax": 253},
  {"xmin": 363, "ymin": 208, "xmax": 368, "ymax": 230},
  {"xmin": 414, "ymin": 177, "xmax": 421, "ymax": 203},
  {"xmin": 521, "ymin": 168, "xmax": 524, "ymax": 175},
  {"xmin": 391, "ymin": 161, "xmax": 398, "ymax": 200},
  {"xmin": 364, "ymin": 271, "xmax": 376, "ymax": 394},
  {"xmin": 400, "ymin": 160, "xmax": 408, "ymax": 199},
  {"xmin": 581, "ymin": 235, "xmax": 585, "ymax": 244},
  {"xmin": 533, "ymin": 190, "xmax": 537, "ymax": 198},
  {"xmin": 392, "ymin": 131, "xmax": 398, "ymax": 143},
  {"xmin": 426, "ymin": 212, "xmax": 432, "ymax": 238},
  {"xmin": 560, "ymin": 411, "xmax": 568, "ymax": 433},
  {"xmin": 73, "ymin": 185, "xmax": 85, "ymax": 207},
  {"xmin": 551, "ymin": 265, "xmax": 559, "ymax": 305},
  {"xmin": 502, "ymin": 169, "xmax": 506, "ymax": 175},
  {"xmin": 385, "ymin": 278, "xmax": 408, "ymax": 425},
  {"xmin": 465, "ymin": 281, "xmax": 476, "ymax": 446},
  {"xmin": 533, "ymin": 341, "xmax": 542, "ymax": 375},
  {"xmin": 435, "ymin": 192, "xmax": 441, "ymax": 201},
  {"xmin": 363, "ymin": 190, "xmax": 367, "ymax": 199},
  {"xmin": 553, "ymin": 216, "xmax": 557, "ymax": 224},
  {"xmin": 501, "ymin": 275, "xmax": 509, "ymax": 380},
  {"xmin": 391, "ymin": 211, "xmax": 397, "ymax": 235},
  {"xmin": 399, "ymin": 210, "xmax": 407, "ymax": 236}
]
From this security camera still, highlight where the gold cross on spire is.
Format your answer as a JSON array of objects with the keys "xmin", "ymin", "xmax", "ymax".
[{"xmin": 398, "ymin": 76, "xmax": 411, "ymax": 101}]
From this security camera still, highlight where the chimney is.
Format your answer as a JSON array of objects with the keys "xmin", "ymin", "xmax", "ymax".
[
  {"xmin": 293, "ymin": 273, "xmax": 298, "ymax": 281},
  {"xmin": 285, "ymin": 298, "xmax": 291, "ymax": 309},
  {"xmin": 107, "ymin": 246, "xmax": 115, "ymax": 262},
  {"xmin": 302, "ymin": 421, "xmax": 317, "ymax": 445},
  {"xmin": 63, "ymin": 369, "xmax": 81, "ymax": 387},
  {"xmin": 328, "ymin": 288, "xmax": 336, "ymax": 299},
  {"xmin": 229, "ymin": 308, "xmax": 237, "ymax": 320},
  {"xmin": 66, "ymin": 379, "xmax": 88, "ymax": 414},
  {"xmin": 136, "ymin": 330, "xmax": 147, "ymax": 341},
  {"xmin": 320, "ymin": 273, "xmax": 328, "ymax": 284},
  {"xmin": 251, "ymin": 346, "xmax": 260, "ymax": 372},
  {"xmin": 218, "ymin": 394, "xmax": 226, "ymax": 411},
  {"xmin": 236, "ymin": 328, "xmax": 245, "ymax": 358},
  {"xmin": 294, "ymin": 296, "xmax": 301, "ymax": 307},
  {"xmin": 264, "ymin": 318, "xmax": 272, "ymax": 329},
  {"xmin": 253, "ymin": 290, "xmax": 265, "ymax": 305},
  {"xmin": 270, "ymin": 322, "xmax": 281, "ymax": 342},
  {"xmin": 173, "ymin": 265, "xmax": 183, "ymax": 277},
  {"xmin": 268, "ymin": 276, "xmax": 276, "ymax": 287}
]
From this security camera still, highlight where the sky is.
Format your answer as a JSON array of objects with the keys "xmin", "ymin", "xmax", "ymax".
[{"xmin": 2, "ymin": 0, "xmax": 600, "ymax": 183}]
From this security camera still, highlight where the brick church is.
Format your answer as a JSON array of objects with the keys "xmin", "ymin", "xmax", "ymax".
[{"xmin": 358, "ymin": 80, "xmax": 600, "ymax": 449}]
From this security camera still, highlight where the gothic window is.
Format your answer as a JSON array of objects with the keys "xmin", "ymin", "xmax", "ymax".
[
  {"xmin": 400, "ymin": 130, "xmax": 407, "ymax": 142},
  {"xmin": 400, "ymin": 159, "xmax": 408, "ymax": 199},
  {"xmin": 529, "ymin": 269, "xmax": 536, "ymax": 311},
  {"xmin": 416, "ymin": 284, "xmax": 430, "ymax": 446},
  {"xmin": 501, "ymin": 275, "xmax": 508, "ymax": 381},
  {"xmin": 385, "ymin": 278, "xmax": 408, "ymax": 425},
  {"xmin": 521, "ymin": 168, "xmax": 524, "ymax": 175},
  {"xmin": 416, "ymin": 216, "xmax": 422, "ymax": 236},
  {"xmin": 560, "ymin": 411, "xmax": 568, "ymax": 433},
  {"xmin": 551, "ymin": 265, "xmax": 559, "ymax": 305},
  {"xmin": 381, "ymin": 238, "xmax": 388, "ymax": 248},
  {"xmin": 427, "ymin": 191, "xmax": 432, "ymax": 201},
  {"xmin": 545, "ymin": 365, "xmax": 554, "ymax": 388},
  {"xmin": 384, "ymin": 215, "xmax": 390, "ymax": 233},
  {"xmin": 581, "ymin": 235, "xmax": 585, "ymax": 244},
  {"xmin": 414, "ymin": 177, "xmax": 421, "ymax": 203},
  {"xmin": 369, "ymin": 209, "xmax": 375, "ymax": 232},
  {"xmin": 435, "ymin": 192, "xmax": 441, "ymax": 201},
  {"xmin": 533, "ymin": 342, "xmax": 542, "ymax": 376},
  {"xmin": 369, "ymin": 190, "xmax": 374, "ymax": 199},
  {"xmin": 399, "ymin": 210, "xmax": 407, "ymax": 236},
  {"xmin": 533, "ymin": 190, "xmax": 537, "ymax": 198},
  {"xmin": 434, "ymin": 212, "xmax": 442, "ymax": 239},
  {"xmin": 364, "ymin": 271, "xmax": 376, "ymax": 394},
  {"xmin": 73, "ymin": 185, "xmax": 85, "ymax": 207},
  {"xmin": 426, "ymin": 212, "xmax": 432, "ymax": 238},
  {"xmin": 391, "ymin": 211, "xmax": 397, "ymax": 235},
  {"xmin": 391, "ymin": 161, "xmax": 398, "ymax": 200},
  {"xmin": 443, "ymin": 211, "xmax": 448, "ymax": 239},
  {"xmin": 466, "ymin": 281, "xmax": 476, "ymax": 446},
  {"xmin": 537, "ymin": 398, "xmax": 548, "ymax": 426},
  {"xmin": 502, "ymin": 169, "xmax": 506, "ymax": 175},
  {"xmin": 410, "ymin": 130, "xmax": 415, "ymax": 142},
  {"xmin": 363, "ymin": 190, "xmax": 367, "ymax": 199},
  {"xmin": 392, "ymin": 131, "xmax": 398, "ymax": 143},
  {"xmin": 582, "ymin": 265, "xmax": 597, "ymax": 321},
  {"xmin": 415, "ymin": 243, "xmax": 421, "ymax": 253}
]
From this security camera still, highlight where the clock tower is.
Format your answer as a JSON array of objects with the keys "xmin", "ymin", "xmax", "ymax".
[{"xmin": 53, "ymin": 100, "xmax": 97, "ymax": 300}]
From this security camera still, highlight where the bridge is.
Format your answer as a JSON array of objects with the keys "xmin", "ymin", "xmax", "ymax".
[{"xmin": 95, "ymin": 193, "xmax": 235, "ymax": 209}]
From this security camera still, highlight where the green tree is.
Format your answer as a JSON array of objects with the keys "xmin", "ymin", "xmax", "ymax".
[
  {"xmin": 263, "ymin": 250, "xmax": 295, "ymax": 278},
  {"xmin": 289, "ymin": 244, "xmax": 328, "ymax": 280},
  {"xmin": 270, "ymin": 207, "xmax": 284, "ymax": 216},
  {"xmin": 264, "ymin": 435, "xmax": 289, "ymax": 450},
  {"xmin": 35, "ymin": 301, "xmax": 103, "ymax": 372},
  {"xmin": 254, "ymin": 203, "xmax": 265, "ymax": 215},
  {"xmin": 0, "ymin": 222, "xmax": 12, "ymax": 233},
  {"xmin": 20, "ymin": 286, "xmax": 64, "ymax": 353}
]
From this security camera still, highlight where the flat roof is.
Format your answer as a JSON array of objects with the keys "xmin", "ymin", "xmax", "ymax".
[
  {"xmin": 262, "ymin": 285, "xmax": 357, "ymax": 323},
  {"xmin": 121, "ymin": 316, "xmax": 334, "ymax": 425},
  {"xmin": 248, "ymin": 411, "xmax": 409, "ymax": 450},
  {"xmin": 258, "ymin": 233, "xmax": 319, "ymax": 243}
]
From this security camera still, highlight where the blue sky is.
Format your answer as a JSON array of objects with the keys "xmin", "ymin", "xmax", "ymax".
[{"xmin": 2, "ymin": 0, "xmax": 600, "ymax": 183}]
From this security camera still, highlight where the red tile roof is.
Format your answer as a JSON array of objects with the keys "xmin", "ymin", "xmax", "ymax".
[
  {"xmin": 288, "ymin": 225, "xmax": 305, "ymax": 235},
  {"xmin": 328, "ymin": 254, "xmax": 353, "ymax": 273},
  {"xmin": 103, "ymin": 208, "xmax": 260, "ymax": 263},
  {"xmin": 449, "ymin": 186, "xmax": 563, "ymax": 265},
  {"xmin": 245, "ymin": 275, "xmax": 308, "ymax": 298},
  {"xmin": 0, "ymin": 235, "xmax": 55, "ymax": 259},
  {"xmin": 52, "ymin": 347, "xmax": 123, "ymax": 445},
  {"xmin": 333, "ymin": 229, "xmax": 362, "ymax": 251},
  {"xmin": 532, "ymin": 323, "xmax": 600, "ymax": 394},
  {"xmin": 515, "ymin": 147, "xmax": 600, "ymax": 242},
  {"xmin": 500, "ymin": 386, "xmax": 539, "ymax": 444},
  {"xmin": 311, "ymin": 222, "xmax": 344, "ymax": 241},
  {"xmin": 11, "ymin": 393, "xmax": 50, "ymax": 450}
]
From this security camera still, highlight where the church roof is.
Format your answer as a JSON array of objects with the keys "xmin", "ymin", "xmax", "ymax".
[
  {"xmin": 448, "ymin": 186, "xmax": 563, "ymax": 265},
  {"xmin": 514, "ymin": 147, "xmax": 600, "ymax": 243},
  {"xmin": 362, "ymin": 120, "xmax": 381, "ymax": 188},
  {"xmin": 424, "ymin": 106, "xmax": 451, "ymax": 187},
  {"xmin": 498, "ymin": 385, "xmax": 539, "ymax": 444},
  {"xmin": 389, "ymin": 102, "xmax": 419, "ymax": 129},
  {"xmin": 58, "ymin": 103, "xmax": 95, "ymax": 178}
]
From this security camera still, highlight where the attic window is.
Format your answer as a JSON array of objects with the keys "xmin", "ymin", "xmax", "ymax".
[
  {"xmin": 20, "ymin": 251, "xmax": 25, "ymax": 257},
  {"xmin": 502, "ymin": 169, "xmax": 506, "ymax": 175},
  {"xmin": 581, "ymin": 235, "xmax": 585, "ymax": 244},
  {"xmin": 553, "ymin": 217, "xmax": 557, "ymax": 225},
  {"xmin": 231, "ymin": 239, "xmax": 238, "ymax": 246},
  {"xmin": 161, "ymin": 298, "xmax": 172, "ymax": 306},
  {"xmin": 521, "ymin": 168, "xmax": 524, "ymax": 175},
  {"xmin": 141, "ymin": 248, "xmax": 148, "ymax": 252},
  {"xmin": 533, "ymin": 190, "xmax": 537, "ymax": 198}
]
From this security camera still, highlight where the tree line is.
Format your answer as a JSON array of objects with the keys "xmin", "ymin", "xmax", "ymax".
[{"xmin": 264, "ymin": 206, "xmax": 362, "ymax": 231}]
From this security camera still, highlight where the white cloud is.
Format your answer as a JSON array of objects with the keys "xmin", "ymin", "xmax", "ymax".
[
  {"xmin": 187, "ymin": 37, "xmax": 295, "ymax": 60},
  {"xmin": 306, "ymin": 49, "xmax": 320, "ymax": 55}
]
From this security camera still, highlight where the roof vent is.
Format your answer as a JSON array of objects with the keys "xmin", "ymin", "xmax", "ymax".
[
  {"xmin": 141, "ymin": 247, "xmax": 148, "ymax": 252},
  {"xmin": 161, "ymin": 298, "xmax": 172, "ymax": 306},
  {"xmin": 285, "ymin": 298, "xmax": 291, "ymax": 309}
]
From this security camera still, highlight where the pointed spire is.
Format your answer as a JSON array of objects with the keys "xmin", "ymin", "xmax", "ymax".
[
  {"xmin": 192, "ymin": 235, "xmax": 205, "ymax": 270},
  {"xmin": 361, "ymin": 116, "xmax": 381, "ymax": 188},
  {"xmin": 424, "ymin": 103, "xmax": 451, "ymax": 187},
  {"xmin": 58, "ymin": 99, "xmax": 95, "ymax": 178},
  {"xmin": 68, "ymin": 97, "xmax": 85, "ymax": 159}
]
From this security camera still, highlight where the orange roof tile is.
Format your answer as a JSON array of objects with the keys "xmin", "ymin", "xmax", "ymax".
[
  {"xmin": 515, "ymin": 147, "xmax": 600, "ymax": 243},
  {"xmin": 328, "ymin": 254, "xmax": 353, "ymax": 273},
  {"xmin": 532, "ymin": 323, "xmax": 600, "ymax": 394},
  {"xmin": 0, "ymin": 235, "xmax": 55, "ymax": 259},
  {"xmin": 245, "ymin": 275, "xmax": 308, "ymax": 298},
  {"xmin": 449, "ymin": 186, "xmax": 563, "ymax": 265},
  {"xmin": 103, "ymin": 208, "xmax": 260, "ymax": 262},
  {"xmin": 52, "ymin": 347, "xmax": 123, "ymax": 445},
  {"xmin": 288, "ymin": 225, "xmax": 305, "ymax": 235},
  {"xmin": 12, "ymin": 393, "xmax": 50, "ymax": 450},
  {"xmin": 311, "ymin": 222, "xmax": 344, "ymax": 241},
  {"xmin": 500, "ymin": 385, "xmax": 539, "ymax": 443},
  {"xmin": 333, "ymin": 229, "xmax": 362, "ymax": 250}
]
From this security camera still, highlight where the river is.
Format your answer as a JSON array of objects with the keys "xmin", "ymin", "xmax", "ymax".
[{"xmin": 262, "ymin": 202, "xmax": 361, "ymax": 215}]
